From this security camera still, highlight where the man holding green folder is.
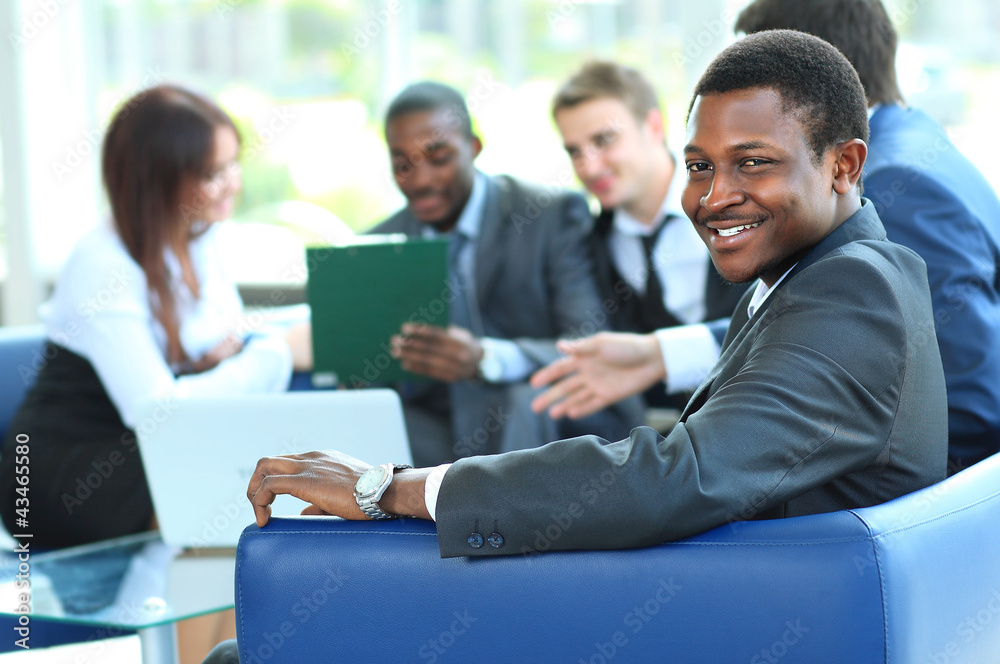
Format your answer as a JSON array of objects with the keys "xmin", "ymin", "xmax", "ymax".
[{"xmin": 371, "ymin": 81, "xmax": 641, "ymax": 466}]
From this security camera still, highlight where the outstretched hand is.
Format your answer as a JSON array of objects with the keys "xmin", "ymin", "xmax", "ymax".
[{"xmin": 529, "ymin": 332, "xmax": 667, "ymax": 419}]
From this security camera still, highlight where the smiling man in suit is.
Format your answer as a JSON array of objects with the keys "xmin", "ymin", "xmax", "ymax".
[
  {"xmin": 732, "ymin": 0, "xmax": 1000, "ymax": 470},
  {"xmin": 371, "ymin": 81, "xmax": 638, "ymax": 467},
  {"xmin": 532, "ymin": 0, "xmax": 1000, "ymax": 473},
  {"xmin": 205, "ymin": 29, "xmax": 950, "ymax": 664},
  {"xmin": 239, "ymin": 31, "xmax": 945, "ymax": 561}
]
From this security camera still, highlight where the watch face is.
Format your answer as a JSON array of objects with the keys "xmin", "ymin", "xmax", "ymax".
[{"xmin": 355, "ymin": 465, "xmax": 388, "ymax": 496}]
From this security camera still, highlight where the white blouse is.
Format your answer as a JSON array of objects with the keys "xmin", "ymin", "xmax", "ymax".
[{"xmin": 42, "ymin": 223, "xmax": 292, "ymax": 428}]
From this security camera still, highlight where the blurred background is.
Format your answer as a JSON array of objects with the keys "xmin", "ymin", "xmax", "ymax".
[{"xmin": 2, "ymin": 0, "xmax": 999, "ymax": 323}]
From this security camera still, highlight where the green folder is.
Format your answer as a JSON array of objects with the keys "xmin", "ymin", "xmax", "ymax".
[{"xmin": 306, "ymin": 235, "xmax": 450, "ymax": 387}]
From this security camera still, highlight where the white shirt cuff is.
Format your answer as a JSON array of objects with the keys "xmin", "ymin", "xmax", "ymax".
[
  {"xmin": 655, "ymin": 324, "xmax": 721, "ymax": 394},
  {"xmin": 424, "ymin": 463, "xmax": 452, "ymax": 521},
  {"xmin": 479, "ymin": 337, "xmax": 535, "ymax": 382}
]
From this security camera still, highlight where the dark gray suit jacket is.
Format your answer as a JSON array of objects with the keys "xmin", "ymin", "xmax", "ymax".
[
  {"xmin": 435, "ymin": 200, "xmax": 948, "ymax": 557},
  {"xmin": 372, "ymin": 174, "xmax": 637, "ymax": 456}
]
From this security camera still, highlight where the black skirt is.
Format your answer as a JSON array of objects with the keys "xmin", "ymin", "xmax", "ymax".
[{"xmin": 0, "ymin": 343, "xmax": 153, "ymax": 548}]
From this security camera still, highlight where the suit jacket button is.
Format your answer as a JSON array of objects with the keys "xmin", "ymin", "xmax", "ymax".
[
  {"xmin": 468, "ymin": 532, "xmax": 484, "ymax": 549},
  {"xmin": 488, "ymin": 532, "xmax": 504, "ymax": 548}
]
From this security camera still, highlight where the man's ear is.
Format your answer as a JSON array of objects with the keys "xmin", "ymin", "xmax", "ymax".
[
  {"xmin": 643, "ymin": 108, "xmax": 666, "ymax": 143},
  {"xmin": 832, "ymin": 139, "xmax": 867, "ymax": 195},
  {"xmin": 470, "ymin": 134, "xmax": 484, "ymax": 160}
]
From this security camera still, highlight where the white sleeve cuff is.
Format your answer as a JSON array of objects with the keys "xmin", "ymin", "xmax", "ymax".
[
  {"xmin": 655, "ymin": 324, "xmax": 721, "ymax": 394},
  {"xmin": 480, "ymin": 337, "xmax": 535, "ymax": 383},
  {"xmin": 424, "ymin": 463, "xmax": 452, "ymax": 521}
]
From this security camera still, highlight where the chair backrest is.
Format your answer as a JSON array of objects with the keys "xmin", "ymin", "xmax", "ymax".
[
  {"xmin": 851, "ymin": 451, "xmax": 1000, "ymax": 662},
  {"xmin": 0, "ymin": 325, "xmax": 45, "ymax": 441}
]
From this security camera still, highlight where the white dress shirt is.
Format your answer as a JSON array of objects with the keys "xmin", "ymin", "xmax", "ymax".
[
  {"xmin": 42, "ymin": 222, "xmax": 292, "ymax": 428},
  {"xmin": 608, "ymin": 154, "xmax": 710, "ymax": 325},
  {"xmin": 745, "ymin": 266, "xmax": 795, "ymax": 319}
]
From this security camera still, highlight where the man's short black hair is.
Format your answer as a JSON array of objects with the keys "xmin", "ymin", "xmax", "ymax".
[
  {"xmin": 734, "ymin": 0, "xmax": 903, "ymax": 106},
  {"xmin": 384, "ymin": 81, "xmax": 473, "ymax": 138},
  {"xmin": 688, "ymin": 29, "xmax": 870, "ymax": 164}
]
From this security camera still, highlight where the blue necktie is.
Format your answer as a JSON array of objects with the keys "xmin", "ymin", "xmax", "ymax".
[{"xmin": 449, "ymin": 231, "xmax": 474, "ymax": 330}]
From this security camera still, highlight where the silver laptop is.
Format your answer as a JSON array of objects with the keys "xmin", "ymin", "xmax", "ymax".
[{"xmin": 134, "ymin": 390, "xmax": 411, "ymax": 548}]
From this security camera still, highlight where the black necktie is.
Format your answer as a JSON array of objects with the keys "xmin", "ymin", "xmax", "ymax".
[{"xmin": 640, "ymin": 216, "xmax": 671, "ymax": 310}]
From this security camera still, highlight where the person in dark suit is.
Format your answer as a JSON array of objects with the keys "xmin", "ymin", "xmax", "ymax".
[
  {"xmin": 371, "ymin": 82, "xmax": 639, "ymax": 467},
  {"xmin": 735, "ymin": 0, "xmax": 1000, "ymax": 471},
  {"xmin": 533, "ymin": 0, "xmax": 1000, "ymax": 472},
  {"xmin": 240, "ymin": 31, "xmax": 945, "ymax": 561}
]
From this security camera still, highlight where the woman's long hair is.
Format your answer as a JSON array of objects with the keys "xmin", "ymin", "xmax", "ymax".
[{"xmin": 101, "ymin": 85, "xmax": 238, "ymax": 366}]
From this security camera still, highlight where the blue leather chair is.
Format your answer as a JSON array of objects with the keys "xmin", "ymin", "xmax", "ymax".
[{"xmin": 234, "ymin": 452, "xmax": 1000, "ymax": 663}]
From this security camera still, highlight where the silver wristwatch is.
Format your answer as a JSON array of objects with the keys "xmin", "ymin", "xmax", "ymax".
[{"xmin": 354, "ymin": 463, "xmax": 412, "ymax": 519}]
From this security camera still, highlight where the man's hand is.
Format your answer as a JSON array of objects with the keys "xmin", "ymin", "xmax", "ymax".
[
  {"xmin": 391, "ymin": 323, "xmax": 483, "ymax": 382},
  {"xmin": 529, "ymin": 332, "xmax": 667, "ymax": 419},
  {"xmin": 247, "ymin": 450, "xmax": 432, "ymax": 527}
]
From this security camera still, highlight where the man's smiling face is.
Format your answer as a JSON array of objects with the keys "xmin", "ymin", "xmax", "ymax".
[
  {"xmin": 386, "ymin": 108, "xmax": 481, "ymax": 232},
  {"xmin": 555, "ymin": 97, "xmax": 663, "ymax": 212},
  {"xmin": 682, "ymin": 87, "xmax": 843, "ymax": 286}
]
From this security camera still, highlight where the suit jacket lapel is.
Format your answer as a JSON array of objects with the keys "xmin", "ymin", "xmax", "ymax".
[
  {"xmin": 392, "ymin": 208, "xmax": 424, "ymax": 238},
  {"xmin": 680, "ymin": 290, "xmax": 754, "ymax": 420},
  {"xmin": 594, "ymin": 208, "xmax": 614, "ymax": 237},
  {"xmin": 726, "ymin": 200, "xmax": 886, "ymax": 334},
  {"xmin": 474, "ymin": 175, "xmax": 509, "ymax": 307}
]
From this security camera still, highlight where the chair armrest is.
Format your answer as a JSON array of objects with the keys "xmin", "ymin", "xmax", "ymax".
[
  {"xmin": 235, "ymin": 454, "xmax": 1000, "ymax": 663},
  {"xmin": 235, "ymin": 514, "xmax": 883, "ymax": 662}
]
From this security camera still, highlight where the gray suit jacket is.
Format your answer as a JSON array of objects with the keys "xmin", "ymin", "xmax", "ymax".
[
  {"xmin": 435, "ymin": 200, "xmax": 948, "ymax": 557},
  {"xmin": 372, "ymin": 174, "xmax": 635, "ymax": 455}
]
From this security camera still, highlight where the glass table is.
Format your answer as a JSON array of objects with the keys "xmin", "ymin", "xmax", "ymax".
[{"xmin": 0, "ymin": 532, "xmax": 235, "ymax": 664}]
